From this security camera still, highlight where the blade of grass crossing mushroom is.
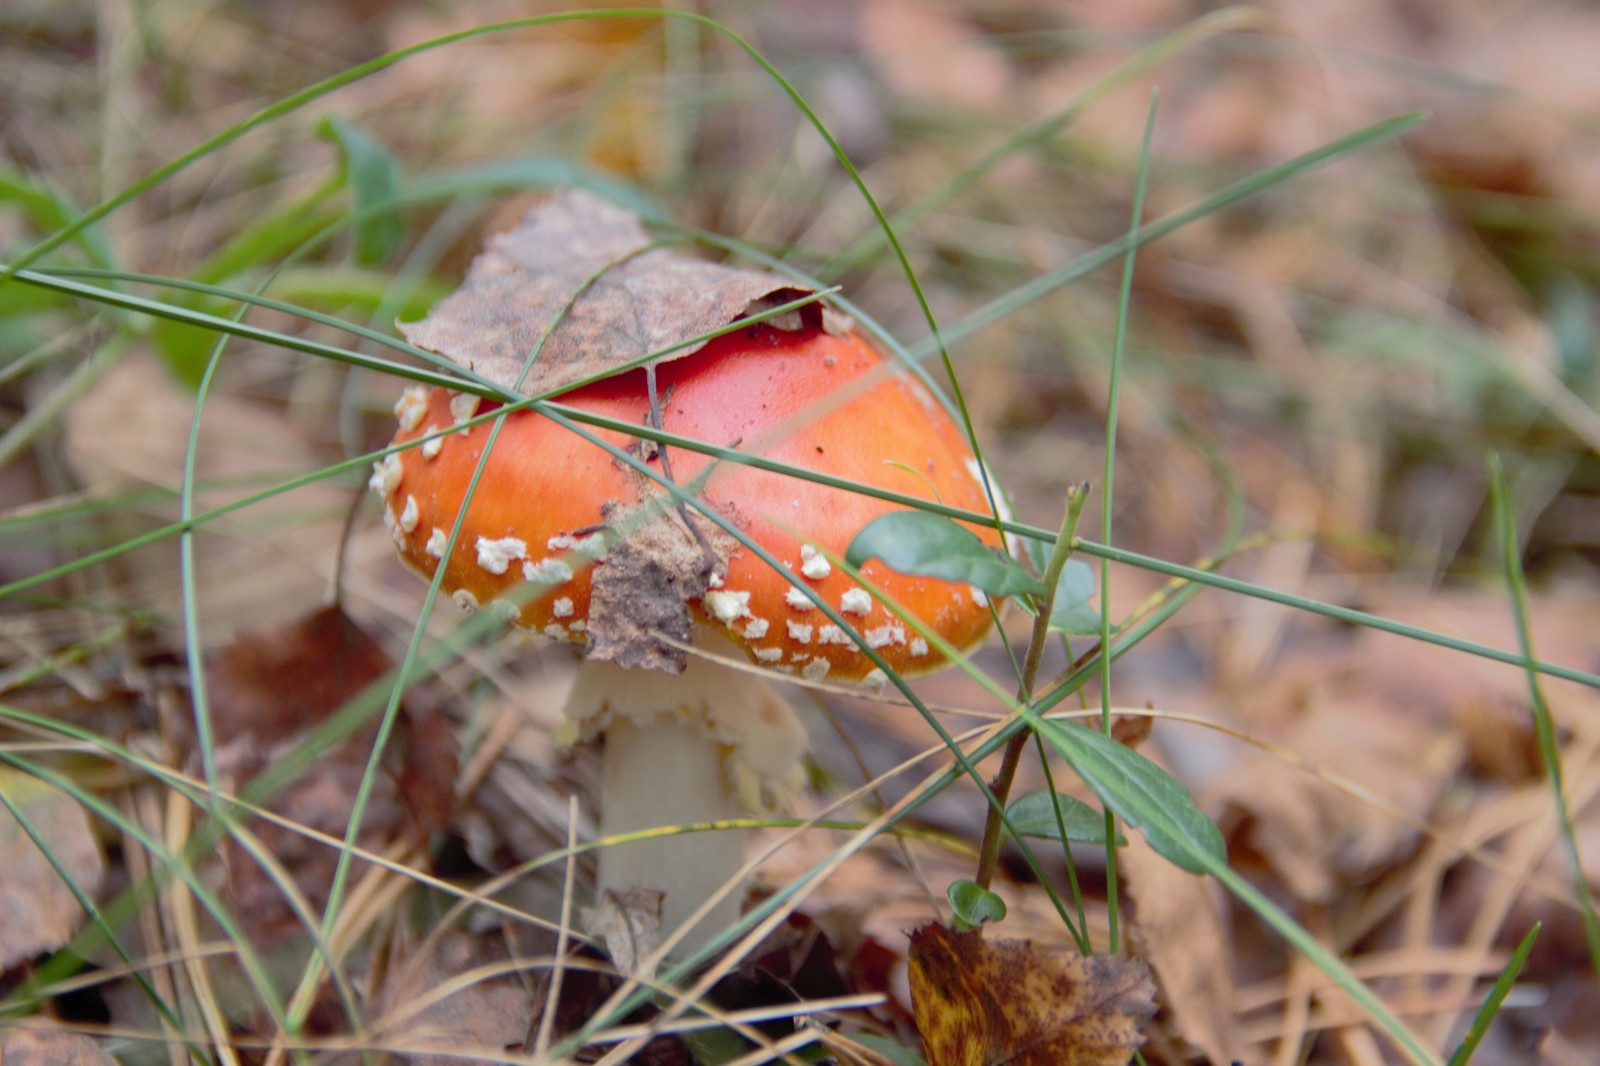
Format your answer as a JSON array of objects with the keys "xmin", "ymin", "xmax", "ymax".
[
  {"xmin": 4, "ymin": 375, "xmax": 1597, "ymax": 702},
  {"xmin": 1490, "ymin": 457, "xmax": 1600, "ymax": 976},
  {"xmin": 1097, "ymin": 89, "xmax": 1159, "ymax": 955}
]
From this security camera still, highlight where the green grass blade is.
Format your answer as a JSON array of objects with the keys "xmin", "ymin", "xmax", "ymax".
[
  {"xmin": 909, "ymin": 111, "xmax": 1427, "ymax": 357},
  {"xmin": 823, "ymin": 6, "xmax": 1268, "ymax": 276},
  {"xmin": 1446, "ymin": 922, "xmax": 1539, "ymax": 1066},
  {"xmin": 1490, "ymin": 456, "xmax": 1600, "ymax": 975},
  {"xmin": 317, "ymin": 115, "xmax": 405, "ymax": 265},
  {"xmin": 1096, "ymin": 85, "xmax": 1159, "ymax": 956}
]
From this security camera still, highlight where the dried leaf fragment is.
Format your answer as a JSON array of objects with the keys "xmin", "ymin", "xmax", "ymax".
[
  {"xmin": 398, "ymin": 188, "xmax": 814, "ymax": 396},
  {"xmin": 0, "ymin": 768, "xmax": 105, "ymax": 969},
  {"xmin": 908, "ymin": 922, "xmax": 1155, "ymax": 1066},
  {"xmin": 0, "ymin": 1027, "xmax": 119, "ymax": 1066},
  {"xmin": 585, "ymin": 500, "xmax": 733, "ymax": 673},
  {"xmin": 581, "ymin": 886, "xmax": 664, "ymax": 980}
]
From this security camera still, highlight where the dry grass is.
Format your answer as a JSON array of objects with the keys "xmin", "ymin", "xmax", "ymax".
[{"xmin": 3, "ymin": 1, "xmax": 1599, "ymax": 1063}]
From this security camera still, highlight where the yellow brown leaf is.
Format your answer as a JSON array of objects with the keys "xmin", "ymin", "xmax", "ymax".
[{"xmin": 908, "ymin": 922, "xmax": 1156, "ymax": 1066}]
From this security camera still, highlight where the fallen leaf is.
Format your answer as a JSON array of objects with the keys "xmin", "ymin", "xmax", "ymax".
[
  {"xmin": 62, "ymin": 352, "xmax": 346, "ymax": 647},
  {"xmin": 585, "ymin": 501, "xmax": 724, "ymax": 673},
  {"xmin": 398, "ymin": 188, "xmax": 817, "ymax": 396},
  {"xmin": 371, "ymin": 930, "xmax": 533, "ymax": 1066},
  {"xmin": 1110, "ymin": 713, "xmax": 1153, "ymax": 752},
  {"xmin": 861, "ymin": 0, "xmax": 1013, "ymax": 114},
  {"xmin": 0, "ymin": 1027, "xmax": 119, "ymax": 1065},
  {"xmin": 1121, "ymin": 831, "xmax": 1242, "ymax": 1066},
  {"xmin": 0, "ymin": 767, "xmax": 105, "ymax": 969},
  {"xmin": 1209, "ymin": 690, "xmax": 1462, "ymax": 903},
  {"xmin": 907, "ymin": 922, "xmax": 1155, "ymax": 1066},
  {"xmin": 581, "ymin": 886, "xmax": 664, "ymax": 981},
  {"xmin": 199, "ymin": 605, "xmax": 457, "ymax": 949}
]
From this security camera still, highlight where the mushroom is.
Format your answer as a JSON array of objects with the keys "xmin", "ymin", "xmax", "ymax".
[{"xmin": 377, "ymin": 319, "xmax": 1003, "ymax": 952}]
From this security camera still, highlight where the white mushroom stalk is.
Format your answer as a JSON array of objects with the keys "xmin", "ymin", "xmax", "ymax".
[{"xmin": 561, "ymin": 630, "xmax": 807, "ymax": 950}]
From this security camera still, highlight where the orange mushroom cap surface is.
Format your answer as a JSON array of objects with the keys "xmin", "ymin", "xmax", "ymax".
[{"xmin": 378, "ymin": 322, "xmax": 1005, "ymax": 683}]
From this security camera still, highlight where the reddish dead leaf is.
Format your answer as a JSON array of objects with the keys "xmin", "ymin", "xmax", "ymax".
[
  {"xmin": 198, "ymin": 605, "xmax": 457, "ymax": 949},
  {"xmin": 1111, "ymin": 712, "xmax": 1153, "ymax": 751},
  {"xmin": 397, "ymin": 188, "xmax": 818, "ymax": 396},
  {"xmin": 0, "ymin": 768, "xmax": 105, "ymax": 969},
  {"xmin": 907, "ymin": 922, "xmax": 1155, "ymax": 1066},
  {"xmin": 205, "ymin": 604, "xmax": 398, "ymax": 748}
]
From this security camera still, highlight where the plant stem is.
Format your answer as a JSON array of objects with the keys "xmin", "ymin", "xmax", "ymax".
[{"xmin": 973, "ymin": 483, "xmax": 1091, "ymax": 890}]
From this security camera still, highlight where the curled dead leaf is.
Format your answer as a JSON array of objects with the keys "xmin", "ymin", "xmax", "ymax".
[
  {"xmin": 907, "ymin": 922, "xmax": 1156, "ymax": 1066},
  {"xmin": 581, "ymin": 886, "xmax": 664, "ymax": 981},
  {"xmin": 398, "ymin": 188, "xmax": 818, "ymax": 396}
]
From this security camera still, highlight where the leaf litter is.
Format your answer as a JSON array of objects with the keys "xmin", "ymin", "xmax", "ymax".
[{"xmin": 6, "ymin": 0, "xmax": 1600, "ymax": 1061}]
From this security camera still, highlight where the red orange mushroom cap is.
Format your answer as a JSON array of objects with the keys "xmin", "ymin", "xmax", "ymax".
[{"xmin": 376, "ymin": 321, "xmax": 1004, "ymax": 684}]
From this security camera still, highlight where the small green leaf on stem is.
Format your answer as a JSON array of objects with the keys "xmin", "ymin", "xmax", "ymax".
[
  {"xmin": 846, "ymin": 511, "xmax": 1041, "ymax": 598},
  {"xmin": 947, "ymin": 879, "xmax": 1007, "ymax": 929},
  {"xmin": 1007, "ymin": 790, "xmax": 1124, "ymax": 846},
  {"xmin": 1014, "ymin": 559, "xmax": 1103, "ymax": 634},
  {"xmin": 1039, "ymin": 720, "xmax": 1224, "ymax": 875}
]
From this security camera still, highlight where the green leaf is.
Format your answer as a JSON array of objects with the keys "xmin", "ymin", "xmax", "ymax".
[
  {"xmin": 405, "ymin": 154, "xmax": 661, "ymax": 218},
  {"xmin": 848, "ymin": 1033, "xmax": 928, "ymax": 1066},
  {"xmin": 1006, "ymin": 790, "xmax": 1123, "ymax": 846},
  {"xmin": 0, "ymin": 171, "xmax": 111, "ymax": 268},
  {"xmin": 317, "ymin": 115, "xmax": 404, "ymax": 265},
  {"xmin": 1447, "ymin": 921, "xmax": 1538, "ymax": 1066},
  {"xmin": 947, "ymin": 879, "xmax": 1007, "ymax": 928},
  {"xmin": 1038, "ymin": 720, "xmax": 1224, "ymax": 875},
  {"xmin": 846, "ymin": 511, "xmax": 1041, "ymax": 598},
  {"xmin": 1047, "ymin": 559, "xmax": 1101, "ymax": 634}
]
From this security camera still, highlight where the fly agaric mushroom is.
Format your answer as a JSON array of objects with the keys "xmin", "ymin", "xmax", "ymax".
[{"xmin": 375, "ymin": 192, "xmax": 1006, "ymax": 952}]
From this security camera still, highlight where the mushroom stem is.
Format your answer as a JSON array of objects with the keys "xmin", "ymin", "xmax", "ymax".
[
  {"xmin": 563, "ymin": 630, "xmax": 808, "ymax": 956},
  {"xmin": 598, "ymin": 712, "xmax": 746, "ymax": 945}
]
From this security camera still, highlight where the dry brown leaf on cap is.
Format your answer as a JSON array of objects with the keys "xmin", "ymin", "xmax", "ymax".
[
  {"xmin": 398, "ymin": 188, "xmax": 827, "ymax": 396},
  {"xmin": 908, "ymin": 922, "xmax": 1156, "ymax": 1066},
  {"xmin": 1122, "ymin": 831, "xmax": 1242, "ymax": 1066},
  {"xmin": 0, "ymin": 766, "xmax": 105, "ymax": 970}
]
